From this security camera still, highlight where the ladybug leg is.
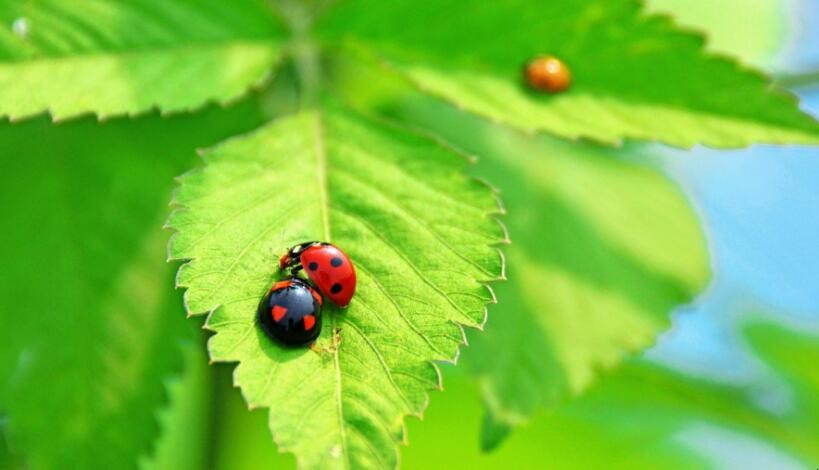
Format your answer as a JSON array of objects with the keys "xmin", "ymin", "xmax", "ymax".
[
  {"xmin": 331, "ymin": 327, "xmax": 342, "ymax": 350},
  {"xmin": 308, "ymin": 328, "xmax": 342, "ymax": 355},
  {"xmin": 308, "ymin": 342, "xmax": 335, "ymax": 355},
  {"xmin": 279, "ymin": 257, "xmax": 304, "ymax": 276}
]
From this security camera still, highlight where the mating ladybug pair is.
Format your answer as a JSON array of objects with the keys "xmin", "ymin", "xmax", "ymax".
[{"xmin": 257, "ymin": 241, "xmax": 356, "ymax": 347}]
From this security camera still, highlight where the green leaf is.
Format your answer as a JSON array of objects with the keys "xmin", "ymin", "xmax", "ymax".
[
  {"xmin": 0, "ymin": 0, "xmax": 284, "ymax": 121},
  {"xmin": 209, "ymin": 365, "xmax": 296, "ymax": 470},
  {"xmin": 644, "ymin": 0, "xmax": 787, "ymax": 67},
  {"xmin": 391, "ymin": 100, "xmax": 709, "ymax": 448},
  {"xmin": 318, "ymin": 0, "xmax": 819, "ymax": 147},
  {"xmin": 141, "ymin": 341, "xmax": 212, "ymax": 470},
  {"xmin": 0, "ymin": 100, "xmax": 270, "ymax": 468},
  {"xmin": 543, "ymin": 319, "xmax": 819, "ymax": 468},
  {"xmin": 0, "ymin": 422, "xmax": 25, "ymax": 470},
  {"xmin": 167, "ymin": 104, "xmax": 505, "ymax": 468},
  {"xmin": 400, "ymin": 319, "xmax": 819, "ymax": 469}
]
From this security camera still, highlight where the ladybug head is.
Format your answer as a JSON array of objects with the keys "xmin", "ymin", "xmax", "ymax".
[
  {"xmin": 280, "ymin": 240, "xmax": 321, "ymax": 270},
  {"xmin": 278, "ymin": 253, "xmax": 291, "ymax": 270}
]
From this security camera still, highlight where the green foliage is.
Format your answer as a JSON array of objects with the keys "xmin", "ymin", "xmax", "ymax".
[
  {"xmin": 209, "ymin": 364, "xmax": 296, "ymax": 470},
  {"xmin": 0, "ymin": 101, "xmax": 270, "ymax": 468},
  {"xmin": 558, "ymin": 320, "xmax": 819, "ymax": 468},
  {"xmin": 0, "ymin": 0, "xmax": 817, "ymax": 468},
  {"xmin": 0, "ymin": 0, "xmax": 283, "ymax": 120},
  {"xmin": 0, "ymin": 423, "xmax": 24, "ymax": 469},
  {"xmin": 318, "ymin": 0, "xmax": 819, "ymax": 147},
  {"xmin": 141, "ymin": 342, "xmax": 212, "ymax": 470},
  {"xmin": 400, "ymin": 319, "xmax": 819, "ymax": 469},
  {"xmin": 176, "ymin": 319, "xmax": 819, "ymax": 469},
  {"xmin": 167, "ymin": 105, "xmax": 505, "ymax": 468},
  {"xmin": 402, "ymin": 369, "xmax": 707, "ymax": 470},
  {"xmin": 645, "ymin": 0, "xmax": 787, "ymax": 66},
  {"xmin": 390, "ymin": 99, "xmax": 708, "ymax": 448}
]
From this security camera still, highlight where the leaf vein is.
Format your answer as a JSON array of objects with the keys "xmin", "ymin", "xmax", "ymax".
[{"xmin": 335, "ymin": 207, "xmax": 477, "ymax": 325}]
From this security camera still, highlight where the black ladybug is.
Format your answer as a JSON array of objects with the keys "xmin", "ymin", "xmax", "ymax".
[{"xmin": 258, "ymin": 277, "xmax": 322, "ymax": 346}]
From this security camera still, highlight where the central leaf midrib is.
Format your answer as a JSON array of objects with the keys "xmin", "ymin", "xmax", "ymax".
[
  {"xmin": 311, "ymin": 111, "xmax": 351, "ymax": 469},
  {"xmin": 312, "ymin": 113, "xmax": 332, "ymax": 242}
]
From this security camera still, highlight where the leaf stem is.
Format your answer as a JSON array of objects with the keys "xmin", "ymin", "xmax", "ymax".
[
  {"xmin": 775, "ymin": 70, "xmax": 819, "ymax": 90},
  {"xmin": 280, "ymin": 0, "xmax": 322, "ymax": 108}
]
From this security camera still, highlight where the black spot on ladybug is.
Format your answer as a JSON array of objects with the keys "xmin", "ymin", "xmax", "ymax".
[
  {"xmin": 331, "ymin": 257, "xmax": 343, "ymax": 267},
  {"xmin": 308, "ymin": 261, "xmax": 319, "ymax": 271},
  {"xmin": 330, "ymin": 283, "xmax": 342, "ymax": 294}
]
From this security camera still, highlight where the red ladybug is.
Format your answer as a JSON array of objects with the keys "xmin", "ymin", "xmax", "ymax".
[
  {"xmin": 258, "ymin": 277, "xmax": 322, "ymax": 346},
  {"xmin": 279, "ymin": 241, "xmax": 357, "ymax": 307}
]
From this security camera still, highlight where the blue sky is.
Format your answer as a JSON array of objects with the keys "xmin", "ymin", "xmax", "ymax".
[{"xmin": 652, "ymin": 89, "xmax": 819, "ymax": 379}]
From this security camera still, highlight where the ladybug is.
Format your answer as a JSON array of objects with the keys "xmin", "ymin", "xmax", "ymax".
[
  {"xmin": 523, "ymin": 55, "xmax": 571, "ymax": 93},
  {"xmin": 279, "ymin": 241, "xmax": 357, "ymax": 307},
  {"xmin": 257, "ymin": 277, "xmax": 322, "ymax": 346}
]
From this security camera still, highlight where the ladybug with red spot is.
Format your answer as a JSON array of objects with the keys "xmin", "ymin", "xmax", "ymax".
[
  {"xmin": 257, "ymin": 277, "xmax": 323, "ymax": 346},
  {"xmin": 279, "ymin": 241, "xmax": 357, "ymax": 308}
]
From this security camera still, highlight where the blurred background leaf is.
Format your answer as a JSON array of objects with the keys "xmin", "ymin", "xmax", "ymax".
[
  {"xmin": 0, "ymin": 0, "xmax": 283, "ymax": 120},
  {"xmin": 644, "ymin": 0, "xmax": 786, "ymax": 68},
  {"xmin": 400, "ymin": 318, "xmax": 819, "ymax": 469},
  {"xmin": 319, "ymin": 0, "xmax": 819, "ymax": 146},
  {"xmin": 209, "ymin": 364, "xmax": 296, "ymax": 470},
  {"xmin": 140, "ymin": 341, "xmax": 212, "ymax": 470},
  {"xmin": 0, "ymin": 98, "xmax": 270, "ymax": 468},
  {"xmin": 392, "ymin": 101, "xmax": 709, "ymax": 448}
]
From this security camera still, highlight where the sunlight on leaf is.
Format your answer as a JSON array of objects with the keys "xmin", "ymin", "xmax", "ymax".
[
  {"xmin": 318, "ymin": 0, "xmax": 819, "ymax": 146},
  {"xmin": 400, "ymin": 319, "xmax": 819, "ymax": 469},
  {"xmin": 393, "ymin": 100, "xmax": 709, "ymax": 448},
  {"xmin": 168, "ymin": 104, "xmax": 505, "ymax": 468},
  {"xmin": 544, "ymin": 319, "xmax": 819, "ymax": 468},
  {"xmin": 0, "ymin": 0, "xmax": 283, "ymax": 120},
  {"xmin": 645, "ymin": 0, "xmax": 787, "ymax": 67}
]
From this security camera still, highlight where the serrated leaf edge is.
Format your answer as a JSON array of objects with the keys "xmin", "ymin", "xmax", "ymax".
[{"xmin": 165, "ymin": 108, "xmax": 507, "ymax": 468}]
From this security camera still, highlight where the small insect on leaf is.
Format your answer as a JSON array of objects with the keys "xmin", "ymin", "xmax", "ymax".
[
  {"xmin": 258, "ymin": 277, "xmax": 323, "ymax": 347},
  {"xmin": 523, "ymin": 55, "xmax": 571, "ymax": 93},
  {"xmin": 279, "ymin": 241, "xmax": 357, "ymax": 307}
]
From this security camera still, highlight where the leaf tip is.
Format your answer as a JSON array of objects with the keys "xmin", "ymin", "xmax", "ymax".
[{"xmin": 480, "ymin": 413, "xmax": 512, "ymax": 452}]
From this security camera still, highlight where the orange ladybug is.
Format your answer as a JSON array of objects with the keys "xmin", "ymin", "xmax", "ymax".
[{"xmin": 523, "ymin": 55, "xmax": 571, "ymax": 93}]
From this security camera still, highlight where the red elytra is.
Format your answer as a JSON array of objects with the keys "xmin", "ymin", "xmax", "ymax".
[{"xmin": 300, "ymin": 244, "xmax": 356, "ymax": 307}]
